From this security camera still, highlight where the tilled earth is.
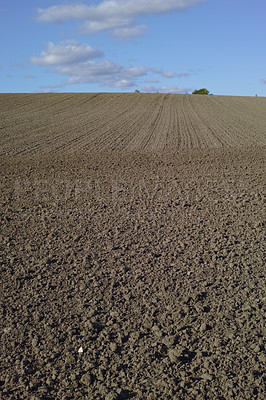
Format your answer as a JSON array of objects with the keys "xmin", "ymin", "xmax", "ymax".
[
  {"xmin": 0, "ymin": 149, "xmax": 265, "ymax": 400},
  {"xmin": 0, "ymin": 94, "xmax": 265, "ymax": 399}
]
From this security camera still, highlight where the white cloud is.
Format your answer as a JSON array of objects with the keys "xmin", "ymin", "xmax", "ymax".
[
  {"xmin": 58, "ymin": 59, "xmax": 127, "ymax": 86},
  {"xmin": 113, "ymin": 24, "xmax": 148, "ymax": 38},
  {"xmin": 31, "ymin": 40, "xmax": 179, "ymax": 89},
  {"xmin": 113, "ymin": 79, "xmax": 136, "ymax": 88},
  {"xmin": 141, "ymin": 85, "xmax": 190, "ymax": 93},
  {"xmin": 30, "ymin": 40, "xmax": 103, "ymax": 66},
  {"xmin": 57, "ymin": 60, "xmax": 168, "ymax": 87},
  {"xmin": 37, "ymin": 0, "xmax": 204, "ymax": 37},
  {"xmin": 162, "ymin": 71, "xmax": 177, "ymax": 78}
]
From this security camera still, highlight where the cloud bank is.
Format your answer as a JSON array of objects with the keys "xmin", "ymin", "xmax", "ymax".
[
  {"xmin": 37, "ymin": 0, "xmax": 204, "ymax": 37},
  {"xmin": 31, "ymin": 40, "xmax": 185, "ymax": 89},
  {"xmin": 30, "ymin": 40, "xmax": 103, "ymax": 66}
]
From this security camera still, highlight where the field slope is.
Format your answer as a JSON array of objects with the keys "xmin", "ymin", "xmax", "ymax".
[
  {"xmin": 0, "ymin": 93, "xmax": 266, "ymax": 155},
  {"xmin": 0, "ymin": 94, "xmax": 265, "ymax": 400}
]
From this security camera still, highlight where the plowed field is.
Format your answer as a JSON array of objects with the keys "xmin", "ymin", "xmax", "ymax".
[
  {"xmin": 0, "ymin": 93, "xmax": 266, "ymax": 155},
  {"xmin": 0, "ymin": 94, "xmax": 265, "ymax": 399}
]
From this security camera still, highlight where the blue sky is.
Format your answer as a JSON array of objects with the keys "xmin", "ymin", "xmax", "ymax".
[{"xmin": 0, "ymin": 0, "xmax": 265, "ymax": 95}]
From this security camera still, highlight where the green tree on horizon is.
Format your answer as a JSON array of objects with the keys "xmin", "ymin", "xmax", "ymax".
[{"xmin": 192, "ymin": 88, "xmax": 210, "ymax": 95}]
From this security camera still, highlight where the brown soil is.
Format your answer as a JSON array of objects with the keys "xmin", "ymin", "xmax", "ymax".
[{"xmin": 0, "ymin": 94, "xmax": 265, "ymax": 399}]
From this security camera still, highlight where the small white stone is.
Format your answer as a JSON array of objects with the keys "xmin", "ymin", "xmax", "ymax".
[{"xmin": 78, "ymin": 346, "xmax": 83, "ymax": 354}]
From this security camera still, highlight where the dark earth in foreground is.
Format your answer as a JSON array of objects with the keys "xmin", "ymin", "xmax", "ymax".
[{"xmin": 1, "ymin": 94, "xmax": 265, "ymax": 399}]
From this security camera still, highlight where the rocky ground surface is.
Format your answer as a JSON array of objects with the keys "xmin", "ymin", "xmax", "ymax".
[
  {"xmin": 0, "ymin": 93, "xmax": 265, "ymax": 399},
  {"xmin": 0, "ymin": 148, "xmax": 265, "ymax": 399}
]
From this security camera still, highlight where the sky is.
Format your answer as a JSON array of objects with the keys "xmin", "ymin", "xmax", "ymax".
[{"xmin": 0, "ymin": 0, "xmax": 265, "ymax": 96}]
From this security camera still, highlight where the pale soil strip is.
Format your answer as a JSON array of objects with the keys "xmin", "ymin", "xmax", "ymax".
[{"xmin": 0, "ymin": 93, "xmax": 266, "ymax": 156}]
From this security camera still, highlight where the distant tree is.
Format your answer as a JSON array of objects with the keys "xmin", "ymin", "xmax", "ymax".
[
  {"xmin": 135, "ymin": 89, "xmax": 140, "ymax": 93},
  {"xmin": 192, "ymin": 88, "xmax": 210, "ymax": 95}
]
